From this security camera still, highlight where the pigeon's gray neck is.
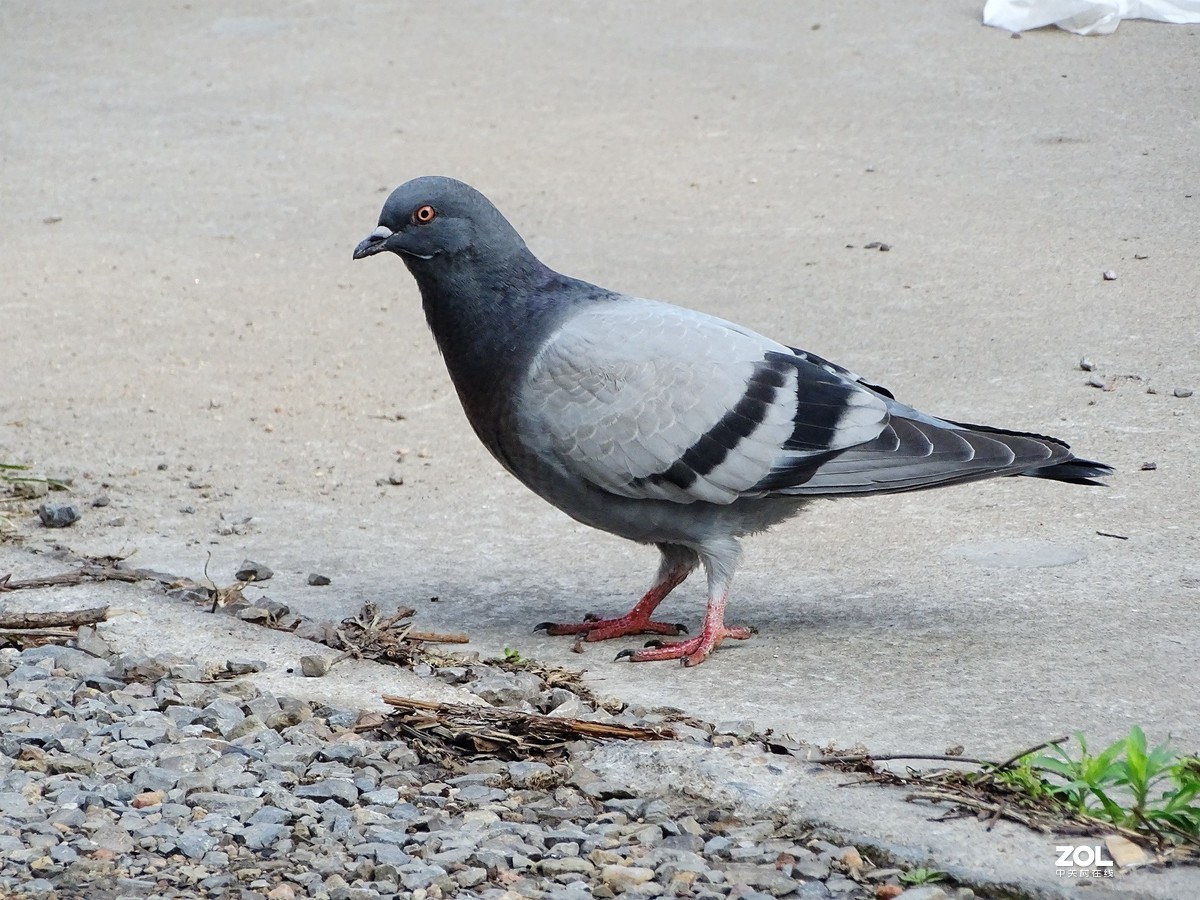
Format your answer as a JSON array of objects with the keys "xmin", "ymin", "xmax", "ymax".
[
  {"xmin": 411, "ymin": 246, "xmax": 555, "ymax": 358},
  {"xmin": 409, "ymin": 249, "xmax": 608, "ymax": 459}
]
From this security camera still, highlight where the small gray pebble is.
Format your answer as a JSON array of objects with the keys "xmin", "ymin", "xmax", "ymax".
[
  {"xmin": 177, "ymin": 828, "xmax": 219, "ymax": 859},
  {"xmin": 362, "ymin": 787, "xmax": 400, "ymax": 806},
  {"xmin": 235, "ymin": 559, "xmax": 274, "ymax": 581},
  {"xmin": 793, "ymin": 858, "xmax": 832, "ymax": 879},
  {"xmin": 507, "ymin": 760, "xmax": 554, "ymax": 787},
  {"xmin": 8, "ymin": 664, "xmax": 51, "ymax": 683},
  {"xmin": 37, "ymin": 502, "xmax": 79, "ymax": 528},
  {"xmin": 1103, "ymin": 269, "xmax": 1117, "ymax": 280},
  {"xmin": 824, "ymin": 874, "xmax": 861, "ymax": 893},
  {"xmin": 398, "ymin": 863, "xmax": 447, "ymax": 890},
  {"xmin": 323, "ymin": 707, "xmax": 361, "ymax": 729},
  {"xmin": 468, "ymin": 670, "xmax": 544, "ymax": 707},
  {"xmin": 300, "ymin": 655, "xmax": 331, "ymax": 677},
  {"xmin": 295, "ymin": 779, "xmax": 359, "ymax": 805},
  {"xmin": 455, "ymin": 867, "xmax": 488, "ymax": 888},
  {"xmin": 1086, "ymin": 374, "xmax": 1106, "ymax": 389},
  {"xmin": 248, "ymin": 806, "xmax": 290, "ymax": 826},
  {"xmin": 166, "ymin": 662, "xmax": 205, "ymax": 682},
  {"xmin": 307, "ymin": 573, "xmax": 332, "ymax": 586},
  {"xmin": 73, "ymin": 625, "xmax": 113, "ymax": 658},
  {"xmin": 1141, "ymin": 461, "xmax": 1157, "ymax": 471},
  {"xmin": 255, "ymin": 597, "xmax": 291, "ymax": 618},
  {"xmin": 1174, "ymin": 387, "xmax": 1193, "ymax": 398},
  {"xmin": 241, "ymin": 822, "xmax": 288, "ymax": 850},
  {"xmin": 714, "ymin": 720, "xmax": 756, "ymax": 739},
  {"xmin": 1078, "ymin": 356, "xmax": 1095, "ymax": 371},
  {"xmin": 435, "ymin": 666, "xmax": 469, "ymax": 684},
  {"xmin": 225, "ymin": 658, "xmax": 266, "ymax": 675},
  {"xmin": 92, "ymin": 495, "xmax": 111, "ymax": 507}
]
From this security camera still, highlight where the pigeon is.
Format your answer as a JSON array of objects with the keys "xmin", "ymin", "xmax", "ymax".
[{"xmin": 354, "ymin": 176, "xmax": 1113, "ymax": 666}]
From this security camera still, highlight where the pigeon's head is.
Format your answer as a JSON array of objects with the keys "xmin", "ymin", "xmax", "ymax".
[{"xmin": 352, "ymin": 176, "xmax": 528, "ymax": 270}]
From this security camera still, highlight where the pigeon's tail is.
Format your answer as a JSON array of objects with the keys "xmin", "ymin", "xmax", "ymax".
[
  {"xmin": 939, "ymin": 419, "xmax": 1112, "ymax": 485},
  {"xmin": 761, "ymin": 410, "xmax": 1113, "ymax": 497},
  {"xmin": 1017, "ymin": 456, "xmax": 1114, "ymax": 485},
  {"xmin": 942, "ymin": 419, "xmax": 1114, "ymax": 486}
]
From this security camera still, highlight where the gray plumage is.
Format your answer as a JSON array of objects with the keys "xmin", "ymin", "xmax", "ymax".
[{"xmin": 354, "ymin": 176, "xmax": 1113, "ymax": 665}]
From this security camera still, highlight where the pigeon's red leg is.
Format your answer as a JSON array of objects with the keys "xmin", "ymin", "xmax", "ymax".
[
  {"xmin": 615, "ymin": 589, "xmax": 752, "ymax": 666},
  {"xmin": 616, "ymin": 542, "xmax": 751, "ymax": 665},
  {"xmin": 535, "ymin": 564, "xmax": 690, "ymax": 639},
  {"xmin": 535, "ymin": 549, "xmax": 696, "ymax": 641}
]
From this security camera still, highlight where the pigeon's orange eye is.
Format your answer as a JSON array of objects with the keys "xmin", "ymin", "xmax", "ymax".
[{"xmin": 413, "ymin": 204, "xmax": 437, "ymax": 225}]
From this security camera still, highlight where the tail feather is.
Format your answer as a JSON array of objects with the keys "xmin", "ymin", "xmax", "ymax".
[
  {"xmin": 762, "ymin": 410, "xmax": 1113, "ymax": 497},
  {"xmin": 945, "ymin": 417, "xmax": 1114, "ymax": 485},
  {"xmin": 1021, "ymin": 457, "xmax": 1114, "ymax": 486}
]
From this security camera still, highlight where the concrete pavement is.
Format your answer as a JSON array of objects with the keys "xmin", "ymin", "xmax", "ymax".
[{"xmin": 2, "ymin": 3, "xmax": 1197, "ymax": 894}]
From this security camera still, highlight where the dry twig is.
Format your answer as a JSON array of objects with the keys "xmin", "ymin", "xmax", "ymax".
[
  {"xmin": 371, "ymin": 694, "xmax": 671, "ymax": 765},
  {"xmin": 0, "ymin": 606, "xmax": 109, "ymax": 629},
  {"xmin": 0, "ymin": 566, "xmax": 144, "ymax": 593},
  {"xmin": 0, "ymin": 627, "xmax": 78, "ymax": 646}
]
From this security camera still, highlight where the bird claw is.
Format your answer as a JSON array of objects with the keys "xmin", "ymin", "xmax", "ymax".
[
  {"xmin": 615, "ymin": 623, "xmax": 753, "ymax": 664},
  {"xmin": 535, "ymin": 613, "xmax": 603, "ymax": 633},
  {"xmin": 534, "ymin": 615, "xmax": 687, "ymax": 641},
  {"xmin": 641, "ymin": 627, "xmax": 688, "ymax": 650},
  {"xmin": 615, "ymin": 643, "xmax": 700, "ymax": 665}
]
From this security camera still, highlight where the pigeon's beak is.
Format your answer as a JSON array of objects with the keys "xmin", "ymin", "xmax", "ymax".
[{"xmin": 353, "ymin": 225, "xmax": 394, "ymax": 260}]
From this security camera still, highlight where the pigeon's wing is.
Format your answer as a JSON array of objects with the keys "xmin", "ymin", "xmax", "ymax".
[
  {"xmin": 740, "ymin": 345, "xmax": 1074, "ymax": 494},
  {"xmin": 519, "ymin": 298, "xmax": 1097, "ymax": 504},
  {"xmin": 518, "ymin": 299, "xmax": 890, "ymax": 505}
]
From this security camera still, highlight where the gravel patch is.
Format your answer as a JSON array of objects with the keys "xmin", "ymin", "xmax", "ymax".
[{"xmin": 0, "ymin": 641, "xmax": 980, "ymax": 899}]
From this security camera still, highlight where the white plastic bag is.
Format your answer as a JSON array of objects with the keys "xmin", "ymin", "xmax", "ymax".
[{"xmin": 983, "ymin": 0, "xmax": 1200, "ymax": 34}]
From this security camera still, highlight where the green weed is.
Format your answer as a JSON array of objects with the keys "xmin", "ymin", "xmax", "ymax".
[
  {"xmin": 997, "ymin": 728, "xmax": 1200, "ymax": 841},
  {"xmin": 899, "ymin": 866, "xmax": 947, "ymax": 886}
]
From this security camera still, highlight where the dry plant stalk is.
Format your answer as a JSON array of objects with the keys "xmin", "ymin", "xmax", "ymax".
[
  {"xmin": 373, "ymin": 694, "xmax": 672, "ymax": 764},
  {"xmin": 323, "ymin": 603, "xmax": 469, "ymax": 670},
  {"xmin": 0, "ymin": 605, "xmax": 109, "ymax": 628},
  {"xmin": 0, "ymin": 566, "xmax": 143, "ymax": 593}
]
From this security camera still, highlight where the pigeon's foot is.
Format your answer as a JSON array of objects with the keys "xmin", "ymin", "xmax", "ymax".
[
  {"xmin": 534, "ymin": 558, "xmax": 694, "ymax": 642},
  {"xmin": 615, "ymin": 623, "xmax": 753, "ymax": 666},
  {"xmin": 534, "ymin": 611, "xmax": 687, "ymax": 641},
  {"xmin": 614, "ymin": 587, "xmax": 750, "ymax": 665}
]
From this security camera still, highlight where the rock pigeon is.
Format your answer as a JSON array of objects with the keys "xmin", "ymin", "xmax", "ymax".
[{"xmin": 353, "ymin": 176, "xmax": 1113, "ymax": 666}]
